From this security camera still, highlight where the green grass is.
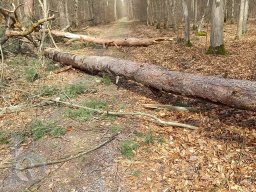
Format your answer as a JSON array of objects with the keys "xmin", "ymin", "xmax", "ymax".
[
  {"xmin": 120, "ymin": 140, "xmax": 138, "ymax": 159},
  {"xmin": 144, "ymin": 131, "xmax": 154, "ymax": 145},
  {"xmin": 134, "ymin": 130, "xmax": 165, "ymax": 145},
  {"xmin": 67, "ymin": 100, "xmax": 108, "ymax": 121},
  {"xmin": 63, "ymin": 83, "xmax": 87, "ymax": 98},
  {"xmin": 0, "ymin": 132, "xmax": 9, "ymax": 144},
  {"xmin": 25, "ymin": 68, "xmax": 39, "ymax": 82},
  {"xmin": 30, "ymin": 120, "xmax": 66, "ymax": 140},
  {"xmin": 38, "ymin": 85, "xmax": 60, "ymax": 97},
  {"xmin": 84, "ymin": 100, "xmax": 107, "ymax": 109},
  {"xmin": 44, "ymin": 60, "xmax": 60, "ymax": 72},
  {"xmin": 67, "ymin": 108, "xmax": 93, "ymax": 122},
  {"xmin": 102, "ymin": 73, "xmax": 112, "ymax": 85}
]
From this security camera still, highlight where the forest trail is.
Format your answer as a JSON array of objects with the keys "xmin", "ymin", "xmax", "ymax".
[
  {"xmin": 99, "ymin": 17, "xmax": 133, "ymax": 38},
  {"xmin": 0, "ymin": 20, "xmax": 256, "ymax": 191}
]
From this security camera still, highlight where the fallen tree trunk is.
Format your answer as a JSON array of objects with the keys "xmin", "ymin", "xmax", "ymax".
[
  {"xmin": 44, "ymin": 48, "xmax": 256, "ymax": 111},
  {"xmin": 50, "ymin": 30, "xmax": 172, "ymax": 47}
]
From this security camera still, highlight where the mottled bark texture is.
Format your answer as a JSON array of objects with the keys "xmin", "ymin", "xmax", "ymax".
[{"xmin": 44, "ymin": 48, "xmax": 256, "ymax": 111}]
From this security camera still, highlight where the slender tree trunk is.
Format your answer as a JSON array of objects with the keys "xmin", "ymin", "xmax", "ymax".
[
  {"xmin": 242, "ymin": 0, "xmax": 249, "ymax": 33},
  {"xmin": 209, "ymin": 0, "xmax": 225, "ymax": 53},
  {"xmin": 237, "ymin": 0, "xmax": 245, "ymax": 39},
  {"xmin": 114, "ymin": 0, "xmax": 118, "ymax": 20},
  {"xmin": 58, "ymin": 0, "xmax": 66, "ymax": 28},
  {"xmin": 193, "ymin": 0, "xmax": 198, "ymax": 29},
  {"xmin": 182, "ymin": 0, "xmax": 190, "ymax": 43},
  {"xmin": 74, "ymin": 0, "xmax": 79, "ymax": 27},
  {"xmin": 231, "ymin": 0, "xmax": 235, "ymax": 23}
]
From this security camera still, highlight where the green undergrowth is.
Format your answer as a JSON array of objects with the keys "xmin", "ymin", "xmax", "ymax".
[
  {"xmin": 30, "ymin": 120, "xmax": 66, "ymax": 140},
  {"xmin": 66, "ymin": 100, "xmax": 110, "ymax": 122},
  {"xmin": 120, "ymin": 130, "xmax": 165, "ymax": 159},
  {"xmin": 63, "ymin": 83, "xmax": 87, "ymax": 98},
  {"xmin": 38, "ymin": 85, "xmax": 60, "ymax": 97},
  {"xmin": 120, "ymin": 140, "xmax": 139, "ymax": 159}
]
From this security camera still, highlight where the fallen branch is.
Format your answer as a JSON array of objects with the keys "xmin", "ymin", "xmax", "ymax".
[
  {"xmin": 143, "ymin": 104, "xmax": 194, "ymax": 112},
  {"xmin": 50, "ymin": 30, "xmax": 173, "ymax": 47},
  {"xmin": 0, "ymin": 135, "xmax": 116, "ymax": 170},
  {"xmin": 50, "ymin": 99, "xmax": 198, "ymax": 130},
  {"xmin": 0, "ymin": 86, "xmax": 197, "ymax": 129}
]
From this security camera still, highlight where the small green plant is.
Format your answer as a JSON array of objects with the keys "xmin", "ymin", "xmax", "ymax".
[
  {"xmin": 120, "ymin": 140, "xmax": 138, "ymax": 159},
  {"xmin": 0, "ymin": 132, "xmax": 9, "ymax": 144},
  {"xmin": 30, "ymin": 120, "xmax": 65, "ymax": 140},
  {"xmin": 25, "ymin": 68, "xmax": 39, "ymax": 82},
  {"xmin": 38, "ymin": 85, "xmax": 59, "ymax": 96},
  {"xmin": 144, "ymin": 131, "xmax": 154, "ymax": 145},
  {"xmin": 102, "ymin": 73, "xmax": 112, "ymax": 85},
  {"xmin": 67, "ymin": 108, "xmax": 93, "ymax": 121},
  {"xmin": 49, "ymin": 127, "xmax": 66, "ymax": 137},
  {"xmin": 67, "ymin": 100, "xmax": 108, "ymax": 121},
  {"xmin": 195, "ymin": 31, "xmax": 207, "ymax": 36},
  {"xmin": 31, "ymin": 120, "xmax": 48, "ymax": 140},
  {"xmin": 84, "ymin": 100, "xmax": 107, "ymax": 109},
  {"xmin": 63, "ymin": 83, "xmax": 86, "ymax": 98}
]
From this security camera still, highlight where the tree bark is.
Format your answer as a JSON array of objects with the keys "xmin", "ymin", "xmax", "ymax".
[
  {"xmin": 210, "ymin": 0, "xmax": 225, "ymax": 48},
  {"xmin": 44, "ymin": 48, "xmax": 256, "ymax": 111},
  {"xmin": 182, "ymin": 0, "xmax": 190, "ymax": 43},
  {"xmin": 50, "ymin": 30, "xmax": 172, "ymax": 46},
  {"xmin": 237, "ymin": 0, "xmax": 245, "ymax": 39},
  {"xmin": 24, "ymin": 0, "xmax": 34, "ymax": 18}
]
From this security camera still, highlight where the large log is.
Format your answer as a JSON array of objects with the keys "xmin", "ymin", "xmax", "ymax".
[
  {"xmin": 44, "ymin": 48, "xmax": 256, "ymax": 111},
  {"xmin": 50, "ymin": 30, "xmax": 172, "ymax": 47}
]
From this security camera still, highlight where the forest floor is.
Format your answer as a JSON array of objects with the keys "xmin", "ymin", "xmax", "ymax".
[{"xmin": 0, "ymin": 19, "xmax": 255, "ymax": 192}]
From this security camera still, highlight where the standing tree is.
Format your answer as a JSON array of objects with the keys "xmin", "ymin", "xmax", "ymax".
[
  {"xmin": 208, "ymin": 0, "xmax": 226, "ymax": 54},
  {"xmin": 182, "ymin": 0, "xmax": 191, "ymax": 46}
]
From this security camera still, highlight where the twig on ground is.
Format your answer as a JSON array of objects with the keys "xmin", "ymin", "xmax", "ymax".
[
  {"xmin": 0, "ymin": 134, "xmax": 117, "ymax": 170},
  {"xmin": 50, "ymin": 99, "xmax": 198, "ymax": 130},
  {"xmin": 142, "ymin": 103, "xmax": 195, "ymax": 112}
]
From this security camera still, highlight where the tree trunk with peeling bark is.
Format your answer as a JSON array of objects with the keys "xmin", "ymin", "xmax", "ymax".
[
  {"xmin": 50, "ymin": 30, "xmax": 172, "ymax": 47},
  {"xmin": 44, "ymin": 48, "xmax": 256, "ymax": 111}
]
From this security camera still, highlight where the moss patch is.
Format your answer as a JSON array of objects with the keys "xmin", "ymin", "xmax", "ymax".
[
  {"xmin": 207, "ymin": 44, "xmax": 227, "ymax": 55},
  {"xmin": 196, "ymin": 31, "xmax": 207, "ymax": 36}
]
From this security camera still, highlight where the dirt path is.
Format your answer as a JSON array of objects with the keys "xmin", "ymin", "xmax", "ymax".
[{"xmin": 0, "ymin": 20, "xmax": 256, "ymax": 191}]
